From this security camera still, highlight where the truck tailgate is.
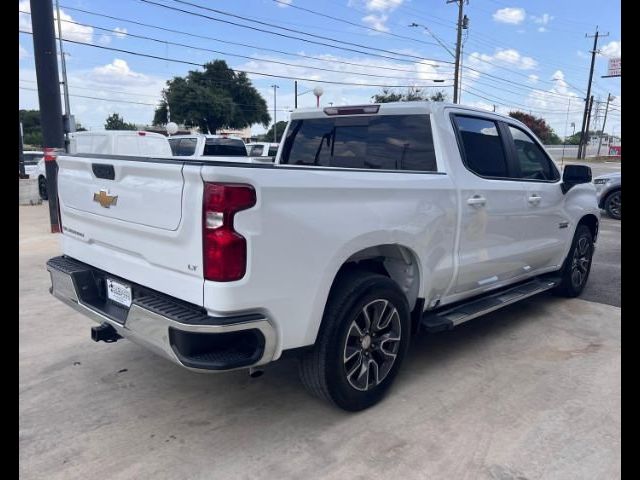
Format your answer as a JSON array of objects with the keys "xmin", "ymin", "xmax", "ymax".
[{"xmin": 57, "ymin": 155, "xmax": 205, "ymax": 306}]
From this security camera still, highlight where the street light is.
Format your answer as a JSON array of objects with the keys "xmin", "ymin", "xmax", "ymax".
[
  {"xmin": 271, "ymin": 84, "xmax": 279, "ymax": 143},
  {"xmin": 313, "ymin": 86, "xmax": 324, "ymax": 107}
]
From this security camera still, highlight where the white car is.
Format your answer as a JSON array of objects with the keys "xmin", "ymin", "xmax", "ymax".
[
  {"xmin": 36, "ymin": 130, "xmax": 172, "ymax": 200},
  {"xmin": 21, "ymin": 151, "xmax": 43, "ymax": 178},
  {"xmin": 47, "ymin": 102, "xmax": 599, "ymax": 411},
  {"xmin": 246, "ymin": 142, "xmax": 279, "ymax": 159}
]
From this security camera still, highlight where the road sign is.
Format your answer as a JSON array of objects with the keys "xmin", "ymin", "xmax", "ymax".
[{"xmin": 602, "ymin": 57, "xmax": 621, "ymax": 78}]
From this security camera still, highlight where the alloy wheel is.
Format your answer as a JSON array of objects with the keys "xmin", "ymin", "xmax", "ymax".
[
  {"xmin": 343, "ymin": 299, "xmax": 402, "ymax": 392},
  {"xmin": 570, "ymin": 236, "xmax": 592, "ymax": 289}
]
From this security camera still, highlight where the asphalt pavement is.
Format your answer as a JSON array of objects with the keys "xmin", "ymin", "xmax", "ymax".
[{"xmin": 19, "ymin": 204, "xmax": 621, "ymax": 479}]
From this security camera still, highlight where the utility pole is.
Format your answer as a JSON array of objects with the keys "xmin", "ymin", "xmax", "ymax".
[
  {"xmin": 561, "ymin": 96, "xmax": 571, "ymax": 166},
  {"xmin": 294, "ymin": 81, "xmax": 298, "ymax": 109},
  {"xmin": 578, "ymin": 28, "xmax": 608, "ymax": 159},
  {"xmin": 55, "ymin": 0, "xmax": 72, "ymax": 152},
  {"xmin": 19, "ymin": 120, "xmax": 26, "ymax": 178},
  {"xmin": 597, "ymin": 93, "xmax": 613, "ymax": 157},
  {"xmin": 271, "ymin": 84, "xmax": 279, "ymax": 142},
  {"xmin": 447, "ymin": 0, "xmax": 467, "ymax": 104},
  {"xmin": 31, "ymin": 0, "xmax": 64, "ymax": 233},
  {"xmin": 583, "ymin": 95, "xmax": 594, "ymax": 159}
]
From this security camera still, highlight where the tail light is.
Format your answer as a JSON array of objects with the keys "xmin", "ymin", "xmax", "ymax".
[
  {"xmin": 43, "ymin": 147, "xmax": 59, "ymax": 162},
  {"xmin": 202, "ymin": 183, "xmax": 256, "ymax": 282}
]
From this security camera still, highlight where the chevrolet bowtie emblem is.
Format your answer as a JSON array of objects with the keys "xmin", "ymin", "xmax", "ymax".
[{"xmin": 93, "ymin": 189, "xmax": 118, "ymax": 208}]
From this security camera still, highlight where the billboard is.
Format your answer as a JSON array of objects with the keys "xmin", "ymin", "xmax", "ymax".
[{"xmin": 607, "ymin": 57, "xmax": 621, "ymax": 77}]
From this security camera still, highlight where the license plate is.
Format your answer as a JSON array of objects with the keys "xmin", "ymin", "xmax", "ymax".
[{"xmin": 106, "ymin": 278, "xmax": 132, "ymax": 308}]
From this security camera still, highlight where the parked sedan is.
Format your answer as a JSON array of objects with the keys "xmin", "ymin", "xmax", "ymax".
[{"xmin": 594, "ymin": 172, "xmax": 621, "ymax": 220}]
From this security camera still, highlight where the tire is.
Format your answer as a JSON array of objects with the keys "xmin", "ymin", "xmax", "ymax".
[
  {"xmin": 604, "ymin": 190, "xmax": 621, "ymax": 220},
  {"xmin": 38, "ymin": 176, "xmax": 48, "ymax": 201},
  {"xmin": 299, "ymin": 270, "xmax": 411, "ymax": 411},
  {"xmin": 553, "ymin": 224, "xmax": 594, "ymax": 298}
]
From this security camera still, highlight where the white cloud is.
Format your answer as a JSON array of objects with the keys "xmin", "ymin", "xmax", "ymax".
[
  {"xmin": 99, "ymin": 35, "xmax": 111, "ymax": 45},
  {"xmin": 537, "ymin": 27, "xmax": 546, "ymax": 33},
  {"xmin": 362, "ymin": 14, "xmax": 389, "ymax": 32},
  {"xmin": 276, "ymin": 0, "xmax": 293, "ymax": 7},
  {"xmin": 493, "ymin": 7, "xmax": 526, "ymax": 25},
  {"xmin": 19, "ymin": 0, "xmax": 93, "ymax": 43},
  {"xmin": 528, "ymin": 74, "xmax": 539, "ymax": 84},
  {"xmin": 469, "ymin": 48, "xmax": 537, "ymax": 71},
  {"xmin": 349, "ymin": 0, "xmax": 403, "ymax": 12},
  {"xmin": 600, "ymin": 41, "xmax": 621, "ymax": 58},
  {"xmin": 19, "ymin": 44, "xmax": 29, "ymax": 60},
  {"xmin": 113, "ymin": 27, "xmax": 128, "ymax": 38},
  {"xmin": 531, "ymin": 13, "xmax": 553, "ymax": 25},
  {"xmin": 90, "ymin": 59, "xmax": 156, "ymax": 87}
]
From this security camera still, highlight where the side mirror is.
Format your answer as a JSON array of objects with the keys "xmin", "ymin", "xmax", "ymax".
[{"xmin": 562, "ymin": 164, "xmax": 592, "ymax": 194}]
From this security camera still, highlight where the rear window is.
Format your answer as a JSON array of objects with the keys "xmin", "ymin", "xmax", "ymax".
[
  {"xmin": 169, "ymin": 138, "xmax": 197, "ymax": 156},
  {"xmin": 23, "ymin": 153, "xmax": 41, "ymax": 165},
  {"xmin": 249, "ymin": 145, "xmax": 264, "ymax": 156},
  {"xmin": 280, "ymin": 114, "xmax": 437, "ymax": 172},
  {"xmin": 203, "ymin": 138, "xmax": 247, "ymax": 157}
]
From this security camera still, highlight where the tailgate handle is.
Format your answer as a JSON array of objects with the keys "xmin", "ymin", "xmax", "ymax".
[{"xmin": 92, "ymin": 164, "xmax": 115, "ymax": 180}]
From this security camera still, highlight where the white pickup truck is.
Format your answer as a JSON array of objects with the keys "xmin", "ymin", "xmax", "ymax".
[{"xmin": 47, "ymin": 102, "xmax": 599, "ymax": 411}]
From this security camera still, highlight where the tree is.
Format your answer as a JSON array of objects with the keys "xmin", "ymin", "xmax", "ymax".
[
  {"xmin": 75, "ymin": 122, "xmax": 87, "ymax": 132},
  {"xmin": 105, "ymin": 113, "xmax": 137, "ymax": 130},
  {"xmin": 19, "ymin": 109, "xmax": 43, "ymax": 147},
  {"xmin": 372, "ymin": 87, "xmax": 447, "ymax": 103},
  {"xmin": 153, "ymin": 60, "xmax": 270, "ymax": 134},
  {"xmin": 258, "ymin": 121, "xmax": 288, "ymax": 142},
  {"xmin": 508, "ymin": 111, "xmax": 560, "ymax": 144}
]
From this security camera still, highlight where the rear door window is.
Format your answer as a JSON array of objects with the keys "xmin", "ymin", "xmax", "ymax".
[
  {"xmin": 268, "ymin": 145, "xmax": 279, "ymax": 156},
  {"xmin": 280, "ymin": 114, "xmax": 437, "ymax": 172},
  {"xmin": 452, "ymin": 115, "xmax": 509, "ymax": 178},
  {"xmin": 203, "ymin": 138, "xmax": 248, "ymax": 156}
]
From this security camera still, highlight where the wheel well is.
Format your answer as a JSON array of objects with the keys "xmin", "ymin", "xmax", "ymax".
[
  {"xmin": 578, "ymin": 214, "xmax": 599, "ymax": 242},
  {"xmin": 332, "ymin": 244, "xmax": 420, "ymax": 311}
]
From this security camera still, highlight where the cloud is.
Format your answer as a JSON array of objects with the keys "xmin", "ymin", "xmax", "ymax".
[
  {"xmin": 528, "ymin": 74, "xmax": 539, "ymax": 84},
  {"xmin": 19, "ymin": 44, "xmax": 29, "ymax": 60},
  {"xmin": 577, "ymin": 50, "xmax": 588, "ymax": 59},
  {"xmin": 531, "ymin": 13, "xmax": 553, "ymax": 25},
  {"xmin": 89, "ymin": 59, "xmax": 156, "ymax": 87},
  {"xmin": 600, "ymin": 41, "xmax": 621, "ymax": 57},
  {"xmin": 469, "ymin": 48, "xmax": 537, "ymax": 71},
  {"xmin": 349, "ymin": 0, "xmax": 403, "ymax": 12},
  {"xmin": 276, "ymin": 0, "xmax": 293, "ymax": 7},
  {"xmin": 99, "ymin": 35, "xmax": 111, "ymax": 45},
  {"xmin": 493, "ymin": 7, "xmax": 525, "ymax": 25},
  {"xmin": 362, "ymin": 14, "xmax": 389, "ymax": 32},
  {"xmin": 19, "ymin": 0, "xmax": 93, "ymax": 43},
  {"xmin": 537, "ymin": 27, "xmax": 546, "ymax": 33},
  {"xmin": 113, "ymin": 27, "xmax": 128, "ymax": 38}
]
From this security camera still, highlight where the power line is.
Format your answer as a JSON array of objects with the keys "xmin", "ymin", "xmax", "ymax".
[
  {"xmin": 37, "ymin": 13, "xmax": 453, "ymax": 83},
  {"xmin": 271, "ymin": 0, "xmax": 445, "ymax": 49},
  {"xmin": 19, "ymin": 30, "xmax": 454, "ymax": 89},
  {"xmin": 58, "ymin": 5, "xmax": 452, "ymax": 76},
  {"xmin": 139, "ymin": 0, "xmax": 454, "ymax": 66}
]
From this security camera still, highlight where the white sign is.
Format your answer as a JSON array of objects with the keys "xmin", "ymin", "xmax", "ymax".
[{"xmin": 607, "ymin": 57, "xmax": 621, "ymax": 76}]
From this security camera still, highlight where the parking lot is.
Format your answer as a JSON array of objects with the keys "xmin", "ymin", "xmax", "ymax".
[{"xmin": 19, "ymin": 204, "xmax": 620, "ymax": 479}]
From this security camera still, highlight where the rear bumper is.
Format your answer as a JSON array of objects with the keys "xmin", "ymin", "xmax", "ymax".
[{"xmin": 46, "ymin": 256, "xmax": 277, "ymax": 372}]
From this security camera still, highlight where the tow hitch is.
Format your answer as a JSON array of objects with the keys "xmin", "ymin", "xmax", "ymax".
[{"xmin": 91, "ymin": 323, "xmax": 122, "ymax": 343}]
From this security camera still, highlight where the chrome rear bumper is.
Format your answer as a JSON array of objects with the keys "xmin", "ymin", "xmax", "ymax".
[{"xmin": 46, "ymin": 256, "xmax": 276, "ymax": 372}]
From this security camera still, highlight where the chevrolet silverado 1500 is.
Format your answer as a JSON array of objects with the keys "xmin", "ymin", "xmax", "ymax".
[{"xmin": 46, "ymin": 102, "xmax": 599, "ymax": 411}]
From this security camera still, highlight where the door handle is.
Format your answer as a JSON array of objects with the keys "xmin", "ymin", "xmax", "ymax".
[
  {"xmin": 467, "ymin": 195, "xmax": 486, "ymax": 207},
  {"xmin": 528, "ymin": 194, "xmax": 542, "ymax": 205}
]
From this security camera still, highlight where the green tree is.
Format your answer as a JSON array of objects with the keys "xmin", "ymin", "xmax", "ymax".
[
  {"xmin": 372, "ymin": 87, "xmax": 447, "ymax": 103},
  {"xmin": 258, "ymin": 121, "xmax": 288, "ymax": 142},
  {"xmin": 19, "ymin": 109, "xmax": 43, "ymax": 147},
  {"xmin": 508, "ymin": 111, "xmax": 560, "ymax": 144},
  {"xmin": 105, "ymin": 113, "xmax": 137, "ymax": 130},
  {"xmin": 153, "ymin": 60, "xmax": 270, "ymax": 134}
]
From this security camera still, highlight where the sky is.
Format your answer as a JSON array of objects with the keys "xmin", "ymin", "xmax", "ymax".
[{"xmin": 19, "ymin": 0, "xmax": 621, "ymax": 138}]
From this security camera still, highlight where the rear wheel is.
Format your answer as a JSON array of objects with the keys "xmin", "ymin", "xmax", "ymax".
[
  {"xmin": 299, "ymin": 270, "xmax": 411, "ymax": 411},
  {"xmin": 604, "ymin": 190, "xmax": 621, "ymax": 220},
  {"xmin": 553, "ymin": 224, "xmax": 594, "ymax": 297},
  {"xmin": 38, "ymin": 176, "xmax": 48, "ymax": 200}
]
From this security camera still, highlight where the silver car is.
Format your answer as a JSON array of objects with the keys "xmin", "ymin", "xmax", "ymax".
[{"xmin": 593, "ymin": 172, "xmax": 621, "ymax": 220}]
